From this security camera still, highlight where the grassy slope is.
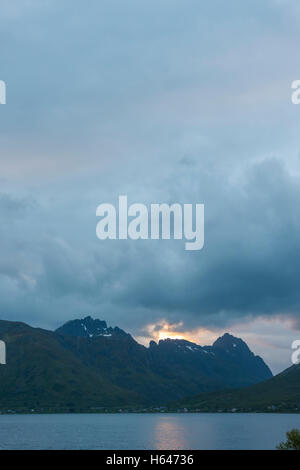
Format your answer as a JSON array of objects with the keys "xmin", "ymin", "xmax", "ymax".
[
  {"xmin": 172, "ymin": 364, "xmax": 300, "ymax": 411},
  {"xmin": 0, "ymin": 321, "xmax": 140, "ymax": 410}
]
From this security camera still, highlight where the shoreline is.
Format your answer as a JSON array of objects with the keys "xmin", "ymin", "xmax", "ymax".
[{"xmin": 0, "ymin": 410, "xmax": 299, "ymax": 415}]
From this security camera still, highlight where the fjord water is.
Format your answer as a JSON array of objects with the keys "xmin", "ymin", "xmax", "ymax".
[{"xmin": 0, "ymin": 413, "xmax": 300, "ymax": 450}]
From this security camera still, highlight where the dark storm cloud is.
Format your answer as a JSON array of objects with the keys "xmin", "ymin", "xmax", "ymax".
[
  {"xmin": 1, "ymin": 157, "xmax": 300, "ymax": 336},
  {"xmin": 107, "ymin": 158, "xmax": 300, "ymax": 330}
]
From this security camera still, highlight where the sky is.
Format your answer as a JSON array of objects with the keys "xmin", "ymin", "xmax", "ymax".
[{"xmin": 1, "ymin": 0, "xmax": 300, "ymax": 374}]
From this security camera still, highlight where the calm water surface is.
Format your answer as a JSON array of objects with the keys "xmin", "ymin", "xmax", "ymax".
[{"xmin": 0, "ymin": 413, "xmax": 299, "ymax": 450}]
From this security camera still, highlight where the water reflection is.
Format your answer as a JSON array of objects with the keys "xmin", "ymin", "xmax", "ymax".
[
  {"xmin": 153, "ymin": 416, "xmax": 188, "ymax": 449},
  {"xmin": 0, "ymin": 413, "xmax": 300, "ymax": 449}
]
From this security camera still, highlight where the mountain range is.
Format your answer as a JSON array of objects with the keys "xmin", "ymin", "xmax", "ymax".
[{"xmin": 0, "ymin": 316, "xmax": 272, "ymax": 412}]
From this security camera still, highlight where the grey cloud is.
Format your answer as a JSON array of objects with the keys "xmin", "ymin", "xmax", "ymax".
[{"xmin": 1, "ymin": 157, "xmax": 300, "ymax": 337}]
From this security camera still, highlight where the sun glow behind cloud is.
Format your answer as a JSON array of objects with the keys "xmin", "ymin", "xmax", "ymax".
[
  {"xmin": 136, "ymin": 320, "xmax": 219, "ymax": 346},
  {"xmin": 158, "ymin": 330, "xmax": 186, "ymax": 341}
]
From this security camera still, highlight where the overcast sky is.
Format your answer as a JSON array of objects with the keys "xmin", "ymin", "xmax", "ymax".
[{"xmin": 1, "ymin": 0, "xmax": 300, "ymax": 373}]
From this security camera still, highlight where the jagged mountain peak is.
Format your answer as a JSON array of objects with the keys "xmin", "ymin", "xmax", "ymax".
[
  {"xmin": 55, "ymin": 316, "xmax": 126, "ymax": 339},
  {"xmin": 213, "ymin": 333, "xmax": 250, "ymax": 353},
  {"xmin": 149, "ymin": 333, "xmax": 271, "ymax": 379}
]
